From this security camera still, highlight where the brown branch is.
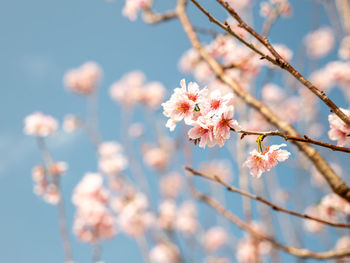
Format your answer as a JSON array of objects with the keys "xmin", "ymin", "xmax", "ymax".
[
  {"xmin": 185, "ymin": 166, "xmax": 350, "ymax": 228},
  {"xmin": 142, "ymin": 8, "xmax": 178, "ymax": 24},
  {"xmin": 216, "ymin": 0, "xmax": 350, "ymax": 129},
  {"xmin": 177, "ymin": 0, "xmax": 350, "ymax": 202},
  {"xmin": 190, "ymin": 187, "xmax": 350, "ymax": 260},
  {"xmin": 190, "ymin": 0, "xmax": 278, "ymax": 66},
  {"xmin": 232, "ymin": 128, "xmax": 350, "ymax": 154}
]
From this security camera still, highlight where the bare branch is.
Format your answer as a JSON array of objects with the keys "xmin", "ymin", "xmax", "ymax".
[
  {"xmin": 185, "ymin": 166, "xmax": 350, "ymax": 228},
  {"xmin": 232, "ymin": 128, "xmax": 350, "ymax": 154},
  {"xmin": 142, "ymin": 8, "xmax": 178, "ymax": 24},
  {"xmin": 190, "ymin": 187, "xmax": 350, "ymax": 259}
]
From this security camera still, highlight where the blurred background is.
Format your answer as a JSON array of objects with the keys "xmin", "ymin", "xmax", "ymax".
[{"xmin": 1, "ymin": 0, "xmax": 349, "ymax": 262}]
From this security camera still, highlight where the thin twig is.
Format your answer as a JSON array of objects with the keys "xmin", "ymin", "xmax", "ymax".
[
  {"xmin": 185, "ymin": 166, "xmax": 350, "ymax": 228},
  {"xmin": 232, "ymin": 128, "xmax": 350, "ymax": 154},
  {"xmin": 190, "ymin": 186, "xmax": 350, "ymax": 259},
  {"xmin": 216, "ymin": 0, "xmax": 350, "ymax": 128},
  {"xmin": 142, "ymin": 7, "xmax": 178, "ymax": 24}
]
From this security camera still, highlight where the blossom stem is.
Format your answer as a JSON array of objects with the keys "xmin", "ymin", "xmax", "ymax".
[{"xmin": 233, "ymin": 128, "xmax": 350, "ymax": 154}]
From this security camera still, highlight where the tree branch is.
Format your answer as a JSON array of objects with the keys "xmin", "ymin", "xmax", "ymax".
[
  {"xmin": 215, "ymin": 0, "xmax": 350, "ymax": 128},
  {"xmin": 185, "ymin": 166, "xmax": 350, "ymax": 228},
  {"xmin": 177, "ymin": 0, "xmax": 350, "ymax": 202},
  {"xmin": 231, "ymin": 128, "xmax": 350, "ymax": 154},
  {"xmin": 190, "ymin": 186, "xmax": 350, "ymax": 259}
]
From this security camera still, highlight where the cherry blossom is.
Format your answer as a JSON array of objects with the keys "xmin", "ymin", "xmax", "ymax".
[
  {"xmin": 203, "ymin": 226, "xmax": 227, "ymax": 252},
  {"xmin": 64, "ymin": 62, "xmax": 102, "ymax": 95},
  {"xmin": 159, "ymin": 172, "xmax": 183, "ymax": 199},
  {"xmin": 328, "ymin": 109, "xmax": 350, "ymax": 146},
  {"xmin": 24, "ymin": 112, "xmax": 58, "ymax": 137},
  {"xmin": 244, "ymin": 143, "xmax": 290, "ymax": 177},
  {"xmin": 63, "ymin": 114, "xmax": 80, "ymax": 133},
  {"xmin": 149, "ymin": 242, "xmax": 180, "ymax": 263},
  {"xmin": 304, "ymin": 27, "xmax": 334, "ymax": 59},
  {"xmin": 200, "ymin": 160, "xmax": 233, "ymax": 183},
  {"xmin": 72, "ymin": 173, "xmax": 115, "ymax": 243},
  {"xmin": 122, "ymin": 0, "xmax": 153, "ymax": 21},
  {"xmin": 339, "ymin": 36, "xmax": 350, "ymax": 60}
]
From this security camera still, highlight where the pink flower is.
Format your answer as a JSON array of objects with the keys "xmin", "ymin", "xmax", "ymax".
[
  {"xmin": 48, "ymin": 162, "xmax": 68, "ymax": 176},
  {"xmin": 63, "ymin": 114, "xmax": 80, "ymax": 133},
  {"xmin": 304, "ymin": 27, "xmax": 334, "ymax": 59},
  {"xmin": 98, "ymin": 142, "xmax": 128, "ymax": 175},
  {"xmin": 178, "ymin": 48, "xmax": 201, "ymax": 74},
  {"xmin": 143, "ymin": 146, "xmax": 170, "ymax": 170},
  {"xmin": 160, "ymin": 172, "xmax": 183, "ymax": 199},
  {"xmin": 64, "ymin": 62, "xmax": 102, "ymax": 95},
  {"xmin": 303, "ymin": 206, "xmax": 325, "ymax": 233},
  {"xmin": 334, "ymin": 236, "xmax": 350, "ymax": 262},
  {"xmin": 175, "ymin": 201, "xmax": 198, "ymax": 236},
  {"xmin": 72, "ymin": 173, "xmax": 109, "ymax": 206},
  {"xmin": 110, "ymin": 70, "xmax": 147, "ymax": 108},
  {"xmin": 200, "ymin": 159, "xmax": 233, "ymax": 183},
  {"xmin": 328, "ymin": 109, "xmax": 350, "ymax": 146},
  {"xmin": 149, "ymin": 242, "xmax": 180, "ymax": 263},
  {"xmin": 157, "ymin": 200, "xmax": 177, "ymax": 230},
  {"xmin": 141, "ymin": 81, "xmax": 165, "ymax": 109},
  {"xmin": 99, "ymin": 155, "xmax": 128, "ymax": 175},
  {"xmin": 261, "ymin": 83, "xmax": 285, "ymax": 102},
  {"xmin": 213, "ymin": 106, "xmax": 240, "ymax": 146},
  {"xmin": 339, "ymin": 36, "xmax": 350, "ymax": 60},
  {"xmin": 122, "ymin": 0, "xmax": 153, "ymax": 21},
  {"xmin": 206, "ymin": 90, "xmax": 234, "ymax": 115},
  {"xmin": 244, "ymin": 144, "xmax": 290, "ymax": 177},
  {"xmin": 72, "ymin": 173, "xmax": 115, "ymax": 243},
  {"xmin": 203, "ymin": 227, "xmax": 227, "ymax": 252},
  {"xmin": 116, "ymin": 192, "xmax": 154, "ymax": 237},
  {"xmin": 162, "ymin": 79, "xmax": 207, "ymax": 131},
  {"xmin": 24, "ymin": 112, "xmax": 58, "ymax": 137},
  {"xmin": 128, "ymin": 122, "xmax": 144, "ymax": 138},
  {"xmin": 188, "ymin": 116, "xmax": 216, "ymax": 148},
  {"xmin": 226, "ymin": 0, "xmax": 250, "ymax": 10}
]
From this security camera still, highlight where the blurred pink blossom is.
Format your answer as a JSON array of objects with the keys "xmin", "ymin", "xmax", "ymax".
[
  {"xmin": 328, "ymin": 108, "xmax": 350, "ymax": 146},
  {"xmin": 203, "ymin": 226, "xmax": 227, "ymax": 252},
  {"xmin": 304, "ymin": 27, "xmax": 334, "ymax": 59},
  {"xmin": 64, "ymin": 62, "xmax": 102, "ymax": 95},
  {"xmin": 24, "ymin": 112, "xmax": 58, "ymax": 137}
]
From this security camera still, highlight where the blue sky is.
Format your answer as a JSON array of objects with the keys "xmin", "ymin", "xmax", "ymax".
[{"xmin": 1, "ymin": 0, "xmax": 348, "ymax": 262}]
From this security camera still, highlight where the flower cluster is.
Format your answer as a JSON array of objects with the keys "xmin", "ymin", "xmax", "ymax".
[
  {"xmin": 260, "ymin": 0, "xmax": 292, "ymax": 18},
  {"xmin": 64, "ymin": 62, "xmax": 102, "ymax": 95},
  {"xmin": 98, "ymin": 141, "xmax": 128, "ymax": 176},
  {"xmin": 24, "ymin": 112, "xmax": 58, "ymax": 137},
  {"xmin": 236, "ymin": 222, "xmax": 271, "ymax": 263},
  {"xmin": 304, "ymin": 27, "xmax": 335, "ymax": 59},
  {"xmin": 112, "ymin": 190, "xmax": 154, "ymax": 237},
  {"xmin": 32, "ymin": 162, "xmax": 67, "ymax": 204},
  {"xmin": 162, "ymin": 79, "xmax": 239, "ymax": 148},
  {"xmin": 157, "ymin": 200, "xmax": 198, "ymax": 236},
  {"xmin": 304, "ymin": 193, "xmax": 350, "ymax": 233},
  {"xmin": 244, "ymin": 143, "xmax": 290, "ymax": 177},
  {"xmin": 72, "ymin": 173, "xmax": 116, "ymax": 243},
  {"xmin": 110, "ymin": 70, "xmax": 165, "ymax": 109}
]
